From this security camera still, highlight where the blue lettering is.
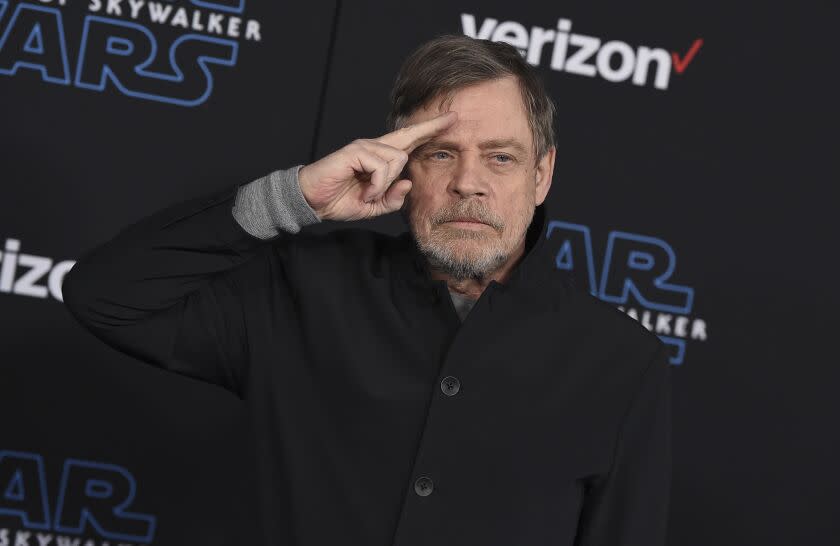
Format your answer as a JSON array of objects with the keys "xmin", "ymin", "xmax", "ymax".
[
  {"xmin": 0, "ymin": 450, "xmax": 51, "ymax": 530},
  {"xmin": 0, "ymin": 3, "xmax": 238, "ymax": 106},
  {"xmin": 54, "ymin": 459, "xmax": 156, "ymax": 542},
  {"xmin": 75, "ymin": 16, "xmax": 237, "ymax": 106},
  {"xmin": 546, "ymin": 220, "xmax": 598, "ymax": 295},
  {"xmin": 0, "ymin": 2, "xmax": 71, "ymax": 84},
  {"xmin": 600, "ymin": 231, "xmax": 693, "ymax": 314},
  {"xmin": 191, "ymin": 0, "xmax": 244, "ymax": 14}
]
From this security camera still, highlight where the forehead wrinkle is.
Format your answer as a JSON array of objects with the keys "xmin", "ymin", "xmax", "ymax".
[{"xmin": 441, "ymin": 114, "xmax": 526, "ymax": 147}]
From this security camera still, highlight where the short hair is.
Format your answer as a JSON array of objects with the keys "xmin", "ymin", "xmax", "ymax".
[{"xmin": 386, "ymin": 34, "xmax": 557, "ymax": 165}]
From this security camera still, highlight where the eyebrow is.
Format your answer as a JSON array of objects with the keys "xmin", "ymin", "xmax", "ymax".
[{"xmin": 415, "ymin": 138, "xmax": 529, "ymax": 156}]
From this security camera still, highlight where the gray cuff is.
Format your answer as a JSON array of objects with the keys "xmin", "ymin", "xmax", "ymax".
[{"xmin": 232, "ymin": 164, "xmax": 322, "ymax": 240}]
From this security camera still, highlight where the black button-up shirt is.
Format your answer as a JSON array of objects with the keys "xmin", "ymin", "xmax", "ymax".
[{"xmin": 63, "ymin": 177, "xmax": 672, "ymax": 546}]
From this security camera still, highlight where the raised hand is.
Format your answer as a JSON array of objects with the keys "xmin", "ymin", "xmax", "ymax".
[{"xmin": 297, "ymin": 111, "xmax": 458, "ymax": 221}]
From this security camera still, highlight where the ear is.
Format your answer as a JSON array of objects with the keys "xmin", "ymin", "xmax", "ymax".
[{"xmin": 534, "ymin": 146, "xmax": 556, "ymax": 206}]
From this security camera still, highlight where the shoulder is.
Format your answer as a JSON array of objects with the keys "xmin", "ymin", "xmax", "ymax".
[
  {"xmin": 269, "ymin": 226, "xmax": 402, "ymax": 278},
  {"xmin": 561, "ymin": 280, "xmax": 666, "ymax": 366}
]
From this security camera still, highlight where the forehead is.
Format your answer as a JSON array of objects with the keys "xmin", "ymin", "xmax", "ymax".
[{"xmin": 404, "ymin": 76, "xmax": 533, "ymax": 151}]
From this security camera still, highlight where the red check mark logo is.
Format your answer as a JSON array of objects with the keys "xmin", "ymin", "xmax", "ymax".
[{"xmin": 672, "ymin": 38, "xmax": 703, "ymax": 74}]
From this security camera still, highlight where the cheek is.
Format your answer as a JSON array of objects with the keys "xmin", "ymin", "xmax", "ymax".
[
  {"xmin": 499, "ymin": 189, "xmax": 534, "ymax": 227},
  {"xmin": 406, "ymin": 172, "xmax": 444, "ymax": 208},
  {"xmin": 412, "ymin": 202, "xmax": 438, "ymax": 228},
  {"xmin": 409, "ymin": 160, "xmax": 449, "ymax": 187},
  {"xmin": 405, "ymin": 193, "xmax": 434, "ymax": 226}
]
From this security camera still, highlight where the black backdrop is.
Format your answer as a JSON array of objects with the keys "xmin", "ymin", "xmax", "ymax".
[{"xmin": 2, "ymin": 1, "xmax": 838, "ymax": 544}]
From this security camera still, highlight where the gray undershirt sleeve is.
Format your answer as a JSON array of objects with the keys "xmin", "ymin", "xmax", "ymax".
[{"xmin": 231, "ymin": 164, "xmax": 322, "ymax": 240}]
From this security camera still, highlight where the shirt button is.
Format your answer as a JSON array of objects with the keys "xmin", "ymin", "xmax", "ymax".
[
  {"xmin": 440, "ymin": 375, "xmax": 460, "ymax": 396},
  {"xmin": 414, "ymin": 476, "xmax": 434, "ymax": 496}
]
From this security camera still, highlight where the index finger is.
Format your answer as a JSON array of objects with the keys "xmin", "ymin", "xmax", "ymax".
[{"xmin": 376, "ymin": 110, "xmax": 458, "ymax": 153}]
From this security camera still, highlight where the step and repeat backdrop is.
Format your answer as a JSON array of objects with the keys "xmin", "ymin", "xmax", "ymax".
[{"xmin": 1, "ymin": 0, "xmax": 837, "ymax": 545}]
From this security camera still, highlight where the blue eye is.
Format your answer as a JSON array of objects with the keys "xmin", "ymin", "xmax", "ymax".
[
  {"xmin": 432, "ymin": 151, "xmax": 450, "ymax": 160},
  {"xmin": 494, "ymin": 154, "xmax": 512, "ymax": 163}
]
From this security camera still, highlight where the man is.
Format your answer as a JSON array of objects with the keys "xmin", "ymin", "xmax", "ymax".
[{"xmin": 63, "ymin": 35, "xmax": 672, "ymax": 546}]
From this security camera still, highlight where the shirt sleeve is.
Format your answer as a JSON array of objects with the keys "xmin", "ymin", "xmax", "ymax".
[
  {"xmin": 62, "ymin": 166, "xmax": 320, "ymax": 398},
  {"xmin": 573, "ymin": 341, "xmax": 673, "ymax": 546},
  {"xmin": 232, "ymin": 163, "xmax": 322, "ymax": 239}
]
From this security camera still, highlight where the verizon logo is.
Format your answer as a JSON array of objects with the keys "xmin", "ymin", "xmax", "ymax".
[
  {"xmin": 461, "ymin": 14, "xmax": 702, "ymax": 91},
  {"xmin": 0, "ymin": 238, "xmax": 74, "ymax": 302}
]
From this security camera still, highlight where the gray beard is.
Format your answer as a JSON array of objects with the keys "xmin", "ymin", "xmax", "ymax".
[
  {"xmin": 399, "ymin": 194, "xmax": 530, "ymax": 282},
  {"xmin": 415, "ymin": 237, "xmax": 510, "ymax": 282}
]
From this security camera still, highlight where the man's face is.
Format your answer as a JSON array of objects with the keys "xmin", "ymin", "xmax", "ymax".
[{"xmin": 400, "ymin": 76, "xmax": 554, "ymax": 281}]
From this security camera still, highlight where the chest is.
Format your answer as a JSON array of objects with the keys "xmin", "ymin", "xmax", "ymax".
[{"xmin": 256, "ymin": 276, "xmax": 623, "ymax": 479}]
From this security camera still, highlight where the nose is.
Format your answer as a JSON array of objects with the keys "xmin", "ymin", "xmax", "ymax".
[{"xmin": 447, "ymin": 152, "xmax": 487, "ymax": 199}]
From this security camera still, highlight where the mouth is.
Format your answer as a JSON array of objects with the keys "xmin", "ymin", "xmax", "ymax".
[
  {"xmin": 445, "ymin": 219, "xmax": 488, "ymax": 228},
  {"xmin": 447, "ymin": 217, "xmax": 485, "ymax": 224}
]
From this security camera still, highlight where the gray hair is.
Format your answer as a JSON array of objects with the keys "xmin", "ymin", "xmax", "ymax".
[{"xmin": 386, "ymin": 34, "xmax": 557, "ymax": 165}]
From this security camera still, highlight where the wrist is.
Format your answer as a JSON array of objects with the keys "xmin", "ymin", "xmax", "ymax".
[{"xmin": 296, "ymin": 165, "xmax": 324, "ymax": 221}]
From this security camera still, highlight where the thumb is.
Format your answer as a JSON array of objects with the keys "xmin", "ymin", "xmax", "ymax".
[{"xmin": 382, "ymin": 179, "xmax": 412, "ymax": 212}]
